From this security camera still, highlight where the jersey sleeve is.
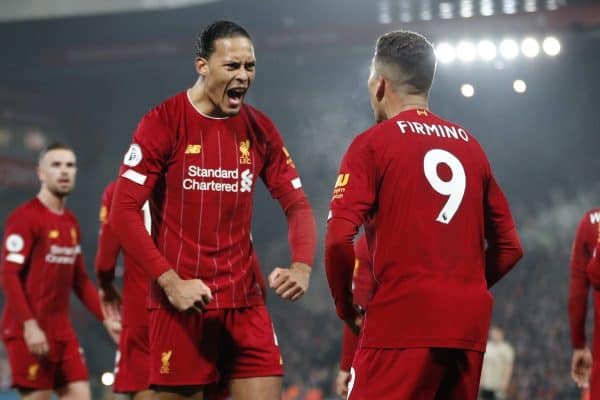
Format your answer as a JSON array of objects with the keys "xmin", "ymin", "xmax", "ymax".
[
  {"xmin": 259, "ymin": 119, "xmax": 303, "ymax": 200},
  {"xmin": 110, "ymin": 112, "xmax": 174, "ymax": 280},
  {"xmin": 569, "ymin": 213, "xmax": 592, "ymax": 349},
  {"xmin": 0, "ymin": 209, "xmax": 37, "ymax": 322},
  {"xmin": 483, "ymin": 173, "xmax": 523, "ymax": 287},
  {"xmin": 352, "ymin": 234, "xmax": 374, "ymax": 309},
  {"xmin": 95, "ymin": 183, "xmax": 121, "ymax": 287},
  {"xmin": 328, "ymin": 135, "xmax": 378, "ymax": 226}
]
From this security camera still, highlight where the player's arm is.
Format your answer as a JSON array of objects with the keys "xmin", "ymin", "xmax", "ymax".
[
  {"xmin": 326, "ymin": 136, "xmax": 377, "ymax": 322},
  {"xmin": 109, "ymin": 113, "xmax": 212, "ymax": 311},
  {"xmin": 336, "ymin": 323, "xmax": 359, "ymax": 398},
  {"xmin": 258, "ymin": 121, "xmax": 317, "ymax": 301},
  {"xmin": 483, "ymin": 174, "xmax": 523, "ymax": 288},
  {"xmin": 586, "ymin": 223, "xmax": 600, "ymax": 288},
  {"xmin": 569, "ymin": 213, "xmax": 594, "ymax": 387},
  {"xmin": 94, "ymin": 184, "xmax": 122, "ymax": 317},
  {"xmin": 0, "ymin": 212, "xmax": 49, "ymax": 356}
]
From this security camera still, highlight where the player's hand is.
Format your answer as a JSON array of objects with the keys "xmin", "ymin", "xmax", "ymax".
[
  {"xmin": 335, "ymin": 369, "xmax": 351, "ymax": 398},
  {"xmin": 344, "ymin": 314, "xmax": 364, "ymax": 336},
  {"xmin": 99, "ymin": 284, "xmax": 122, "ymax": 322},
  {"xmin": 269, "ymin": 262, "xmax": 311, "ymax": 301},
  {"xmin": 103, "ymin": 318, "xmax": 122, "ymax": 344},
  {"xmin": 158, "ymin": 269, "xmax": 213, "ymax": 312},
  {"xmin": 571, "ymin": 347, "xmax": 592, "ymax": 388},
  {"xmin": 23, "ymin": 319, "xmax": 49, "ymax": 357}
]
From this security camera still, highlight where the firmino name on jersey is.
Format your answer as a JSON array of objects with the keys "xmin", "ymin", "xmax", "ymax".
[
  {"xmin": 184, "ymin": 166, "xmax": 253, "ymax": 193},
  {"xmin": 396, "ymin": 121, "xmax": 469, "ymax": 142},
  {"xmin": 46, "ymin": 245, "xmax": 81, "ymax": 264}
]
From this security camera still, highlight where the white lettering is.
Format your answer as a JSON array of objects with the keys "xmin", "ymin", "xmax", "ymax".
[
  {"xmin": 591, "ymin": 211, "xmax": 600, "ymax": 225},
  {"xmin": 395, "ymin": 121, "xmax": 469, "ymax": 142}
]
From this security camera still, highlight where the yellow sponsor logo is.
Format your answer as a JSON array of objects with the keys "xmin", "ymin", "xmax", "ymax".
[
  {"xmin": 99, "ymin": 205, "xmax": 108, "ymax": 223},
  {"xmin": 416, "ymin": 109, "xmax": 428, "ymax": 116},
  {"xmin": 185, "ymin": 144, "xmax": 202, "ymax": 154},
  {"xmin": 70, "ymin": 228, "xmax": 78, "ymax": 245},
  {"xmin": 48, "ymin": 230, "xmax": 59, "ymax": 239},
  {"xmin": 160, "ymin": 350, "xmax": 172, "ymax": 374},
  {"xmin": 332, "ymin": 173, "xmax": 350, "ymax": 200},
  {"xmin": 239, "ymin": 140, "xmax": 251, "ymax": 165},
  {"xmin": 282, "ymin": 147, "xmax": 295, "ymax": 168},
  {"xmin": 27, "ymin": 363, "xmax": 39, "ymax": 381}
]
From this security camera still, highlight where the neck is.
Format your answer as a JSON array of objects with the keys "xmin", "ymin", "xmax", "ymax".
[
  {"xmin": 384, "ymin": 94, "xmax": 429, "ymax": 119},
  {"xmin": 37, "ymin": 188, "xmax": 66, "ymax": 213},
  {"xmin": 188, "ymin": 79, "xmax": 226, "ymax": 118}
]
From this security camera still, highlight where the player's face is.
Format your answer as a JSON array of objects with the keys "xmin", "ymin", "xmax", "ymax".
[
  {"xmin": 367, "ymin": 59, "xmax": 386, "ymax": 123},
  {"xmin": 38, "ymin": 149, "xmax": 77, "ymax": 197},
  {"xmin": 198, "ymin": 36, "xmax": 256, "ymax": 117}
]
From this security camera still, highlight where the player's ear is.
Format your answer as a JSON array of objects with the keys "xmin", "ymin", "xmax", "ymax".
[
  {"xmin": 195, "ymin": 57, "xmax": 209, "ymax": 77},
  {"xmin": 375, "ymin": 76, "xmax": 385, "ymax": 102}
]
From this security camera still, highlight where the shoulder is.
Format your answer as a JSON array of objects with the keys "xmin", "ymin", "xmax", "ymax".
[
  {"xmin": 240, "ymin": 104, "xmax": 278, "ymax": 135},
  {"xmin": 6, "ymin": 199, "xmax": 40, "ymax": 222},
  {"xmin": 138, "ymin": 92, "xmax": 185, "ymax": 132}
]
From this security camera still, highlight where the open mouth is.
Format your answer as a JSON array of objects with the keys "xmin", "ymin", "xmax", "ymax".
[{"xmin": 226, "ymin": 87, "xmax": 247, "ymax": 107}]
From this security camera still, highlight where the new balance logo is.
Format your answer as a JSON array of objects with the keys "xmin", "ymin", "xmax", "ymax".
[
  {"xmin": 185, "ymin": 144, "xmax": 202, "ymax": 154},
  {"xmin": 240, "ymin": 169, "xmax": 254, "ymax": 192}
]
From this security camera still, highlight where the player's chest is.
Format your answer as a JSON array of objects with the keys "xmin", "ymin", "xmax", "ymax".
[
  {"xmin": 38, "ymin": 219, "xmax": 80, "ymax": 266},
  {"xmin": 167, "ymin": 126, "xmax": 262, "ymax": 199}
]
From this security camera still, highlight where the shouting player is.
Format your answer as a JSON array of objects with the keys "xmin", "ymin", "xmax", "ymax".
[
  {"xmin": 325, "ymin": 31, "xmax": 523, "ymax": 400},
  {"xmin": 0, "ymin": 143, "xmax": 119, "ymax": 400},
  {"xmin": 109, "ymin": 20, "xmax": 316, "ymax": 400}
]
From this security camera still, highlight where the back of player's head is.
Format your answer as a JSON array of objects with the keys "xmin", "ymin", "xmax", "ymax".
[
  {"xmin": 374, "ymin": 31, "xmax": 436, "ymax": 95},
  {"xmin": 195, "ymin": 20, "xmax": 252, "ymax": 59},
  {"xmin": 38, "ymin": 142, "xmax": 74, "ymax": 164}
]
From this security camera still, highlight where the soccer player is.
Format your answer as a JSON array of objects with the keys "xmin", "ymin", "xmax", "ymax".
[
  {"xmin": 479, "ymin": 325, "xmax": 515, "ymax": 399},
  {"xmin": 335, "ymin": 235, "xmax": 373, "ymax": 399},
  {"xmin": 108, "ymin": 20, "xmax": 317, "ymax": 400},
  {"xmin": 325, "ymin": 31, "xmax": 523, "ymax": 400},
  {"xmin": 569, "ymin": 208, "xmax": 600, "ymax": 395},
  {"xmin": 95, "ymin": 180, "xmax": 153, "ymax": 400},
  {"xmin": 0, "ymin": 143, "xmax": 119, "ymax": 400}
]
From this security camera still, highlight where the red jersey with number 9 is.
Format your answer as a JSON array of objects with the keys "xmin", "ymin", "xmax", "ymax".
[{"xmin": 329, "ymin": 108, "xmax": 515, "ymax": 352}]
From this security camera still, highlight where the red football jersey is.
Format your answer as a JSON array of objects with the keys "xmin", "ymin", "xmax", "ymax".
[
  {"xmin": 0, "ymin": 198, "xmax": 103, "ymax": 339},
  {"xmin": 95, "ymin": 181, "xmax": 149, "ymax": 327},
  {"xmin": 112, "ymin": 91, "xmax": 302, "ymax": 309},
  {"xmin": 568, "ymin": 208, "xmax": 600, "ymax": 357},
  {"xmin": 328, "ymin": 108, "xmax": 518, "ymax": 351}
]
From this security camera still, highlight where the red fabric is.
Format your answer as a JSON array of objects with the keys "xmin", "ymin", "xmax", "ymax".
[
  {"xmin": 96, "ymin": 181, "xmax": 150, "ymax": 327},
  {"xmin": 110, "ymin": 92, "xmax": 308, "ymax": 310},
  {"xmin": 339, "ymin": 235, "xmax": 375, "ymax": 371},
  {"xmin": 4, "ymin": 334, "xmax": 89, "ymax": 389},
  {"xmin": 569, "ymin": 209, "xmax": 600, "ymax": 350},
  {"xmin": 348, "ymin": 347, "xmax": 483, "ymax": 400},
  {"xmin": 277, "ymin": 190, "xmax": 317, "ymax": 266},
  {"xmin": 0, "ymin": 198, "xmax": 103, "ymax": 340},
  {"xmin": 113, "ymin": 325, "xmax": 150, "ymax": 393},
  {"xmin": 326, "ymin": 108, "xmax": 521, "ymax": 352},
  {"xmin": 148, "ymin": 306, "xmax": 283, "ymax": 386}
]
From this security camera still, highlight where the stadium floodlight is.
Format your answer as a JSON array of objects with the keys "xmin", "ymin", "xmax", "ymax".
[
  {"xmin": 101, "ymin": 372, "xmax": 115, "ymax": 386},
  {"xmin": 461, "ymin": 84, "xmax": 475, "ymax": 98},
  {"xmin": 521, "ymin": 37, "xmax": 540, "ymax": 58},
  {"xmin": 542, "ymin": 36, "xmax": 561, "ymax": 56},
  {"xmin": 456, "ymin": 41, "xmax": 477, "ymax": 63},
  {"xmin": 477, "ymin": 40, "xmax": 497, "ymax": 61},
  {"xmin": 513, "ymin": 79, "xmax": 527, "ymax": 93},
  {"xmin": 499, "ymin": 39, "xmax": 519, "ymax": 60},
  {"xmin": 435, "ymin": 42, "xmax": 456, "ymax": 64}
]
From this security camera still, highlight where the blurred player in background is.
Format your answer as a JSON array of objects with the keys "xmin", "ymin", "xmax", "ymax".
[
  {"xmin": 571, "ymin": 208, "xmax": 600, "ymax": 396},
  {"xmin": 479, "ymin": 325, "xmax": 514, "ymax": 399},
  {"xmin": 334, "ymin": 235, "xmax": 373, "ymax": 399},
  {"xmin": 109, "ymin": 20, "xmax": 316, "ymax": 400},
  {"xmin": 0, "ymin": 142, "xmax": 119, "ymax": 400},
  {"xmin": 95, "ymin": 180, "xmax": 153, "ymax": 400},
  {"xmin": 325, "ymin": 30, "xmax": 523, "ymax": 400}
]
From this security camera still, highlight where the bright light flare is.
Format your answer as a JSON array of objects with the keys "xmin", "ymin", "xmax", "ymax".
[
  {"xmin": 456, "ymin": 41, "xmax": 477, "ymax": 63},
  {"xmin": 521, "ymin": 38, "xmax": 540, "ymax": 58},
  {"xmin": 101, "ymin": 372, "xmax": 115, "ymax": 386},
  {"xmin": 542, "ymin": 36, "xmax": 561, "ymax": 56},
  {"xmin": 435, "ymin": 42, "xmax": 456, "ymax": 64},
  {"xmin": 477, "ymin": 40, "xmax": 497, "ymax": 61},
  {"xmin": 499, "ymin": 39, "xmax": 519, "ymax": 60},
  {"xmin": 461, "ymin": 83, "xmax": 475, "ymax": 98}
]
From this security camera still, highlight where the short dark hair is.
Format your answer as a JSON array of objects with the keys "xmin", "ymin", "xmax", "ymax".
[
  {"xmin": 374, "ymin": 31, "xmax": 436, "ymax": 95},
  {"xmin": 195, "ymin": 20, "xmax": 252, "ymax": 59},
  {"xmin": 39, "ymin": 142, "xmax": 74, "ymax": 162}
]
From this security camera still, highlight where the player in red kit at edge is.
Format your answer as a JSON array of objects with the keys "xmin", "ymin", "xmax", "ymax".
[
  {"xmin": 571, "ymin": 208, "xmax": 600, "ymax": 395},
  {"xmin": 325, "ymin": 31, "xmax": 523, "ymax": 399},
  {"xmin": 0, "ymin": 143, "xmax": 119, "ymax": 400},
  {"xmin": 95, "ymin": 180, "xmax": 154, "ymax": 400},
  {"xmin": 108, "ymin": 20, "xmax": 316, "ymax": 400},
  {"xmin": 335, "ymin": 235, "xmax": 374, "ymax": 399}
]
